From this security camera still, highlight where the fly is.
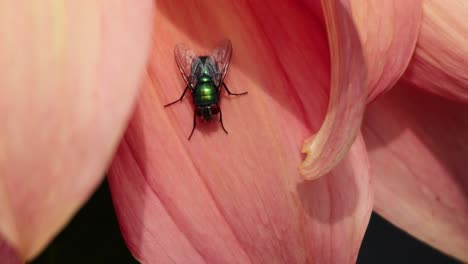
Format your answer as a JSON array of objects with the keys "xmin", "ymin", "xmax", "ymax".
[{"xmin": 164, "ymin": 39, "xmax": 248, "ymax": 140}]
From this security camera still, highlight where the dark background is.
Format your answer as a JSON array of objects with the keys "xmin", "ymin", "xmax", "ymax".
[{"xmin": 31, "ymin": 180, "xmax": 460, "ymax": 264}]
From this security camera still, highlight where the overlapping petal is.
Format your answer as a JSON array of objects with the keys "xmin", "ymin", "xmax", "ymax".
[
  {"xmin": 404, "ymin": 0, "xmax": 468, "ymax": 103},
  {"xmin": 109, "ymin": 0, "xmax": 372, "ymax": 263},
  {"xmin": 299, "ymin": 0, "xmax": 367, "ymax": 179},
  {"xmin": 350, "ymin": 0, "xmax": 422, "ymax": 101},
  {"xmin": 0, "ymin": 236, "xmax": 21, "ymax": 264},
  {"xmin": 299, "ymin": 0, "xmax": 421, "ymax": 179},
  {"xmin": 0, "ymin": 1, "xmax": 153, "ymax": 261},
  {"xmin": 363, "ymin": 83, "xmax": 468, "ymax": 262}
]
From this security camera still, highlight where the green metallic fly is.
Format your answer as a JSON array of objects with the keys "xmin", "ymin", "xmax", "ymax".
[{"xmin": 164, "ymin": 39, "xmax": 248, "ymax": 140}]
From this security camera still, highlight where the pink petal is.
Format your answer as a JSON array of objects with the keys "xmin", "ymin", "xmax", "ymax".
[
  {"xmin": 300, "ymin": 0, "xmax": 421, "ymax": 178},
  {"xmin": 109, "ymin": 1, "xmax": 372, "ymax": 263},
  {"xmin": 363, "ymin": 83, "xmax": 468, "ymax": 261},
  {"xmin": 0, "ymin": 1, "xmax": 153, "ymax": 260},
  {"xmin": 350, "ymin": 0, "xmax": 422, "ymax": 102},
  {"xmin": 404, "ymin": 0, "xmax": 468, "ymax": 103}
]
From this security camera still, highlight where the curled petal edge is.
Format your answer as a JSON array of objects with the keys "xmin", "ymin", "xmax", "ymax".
[{"xmin": 299, "ymin": 0, "xmax": 367, "ymax": 179}]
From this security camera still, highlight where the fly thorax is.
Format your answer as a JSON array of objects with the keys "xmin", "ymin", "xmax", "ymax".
[{"xmin": 192, "ymin": 56, "xmax": 217, "ymax": 79}]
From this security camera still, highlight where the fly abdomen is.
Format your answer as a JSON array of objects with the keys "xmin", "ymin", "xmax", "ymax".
[{"xmin": 193, "ymin": 81, "xmax": 218, "ymax": 106}]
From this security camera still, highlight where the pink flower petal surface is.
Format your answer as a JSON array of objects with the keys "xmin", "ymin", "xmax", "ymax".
[
  {"xmin": 404, "ymin": 0, "xmax": 468, "ymax": 103},
  {"xmin": 300, "ymin": 0, "xmax": 421, "ymax": 179},
  {"xmin": 0, "ymin": 1, "xmax": 153, "ymax": 260},
  {"xmin": 109, "ymin": 1, "xmax": 372, "ymax": 263},
  {"xmin": 363, "ymin": 83, "xmax": 468, "ymax": 262},
  {"xmin": 349, "ymin": 0, "xmax": 422, "ymax": 102}
]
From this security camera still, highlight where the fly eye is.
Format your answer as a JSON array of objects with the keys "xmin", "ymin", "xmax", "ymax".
[
  {"xmin": 210, "ymin": 104, "xmax": 220, "ymax": 114},
  {"xmin": 195, "ymin": 108, "xmax": 202, "ymax": 116}
]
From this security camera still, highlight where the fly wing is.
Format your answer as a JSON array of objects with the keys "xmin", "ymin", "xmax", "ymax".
[
  {"xmin": 209, "ymin": 39, "xmax": 232, "ymax": 87},
  {"xmin": 174, "ymin": 43, "xmax": 198, "ymax": 88}
]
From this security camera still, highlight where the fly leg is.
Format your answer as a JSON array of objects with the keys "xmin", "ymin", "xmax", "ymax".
[
  {"xmin": 188, "ymin": 111, "xmax": 197, "ymax": 140},
  {"xmin": 222, "ymin": 83, "xmax": 248, "ymax": 96},
  {"xmin": 219, "ymin": 108, "xmax": 228, "ymax": 135},
  {"xmin": 164, "ymin": 85, "xmax": 189, "ymax": 107}
]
